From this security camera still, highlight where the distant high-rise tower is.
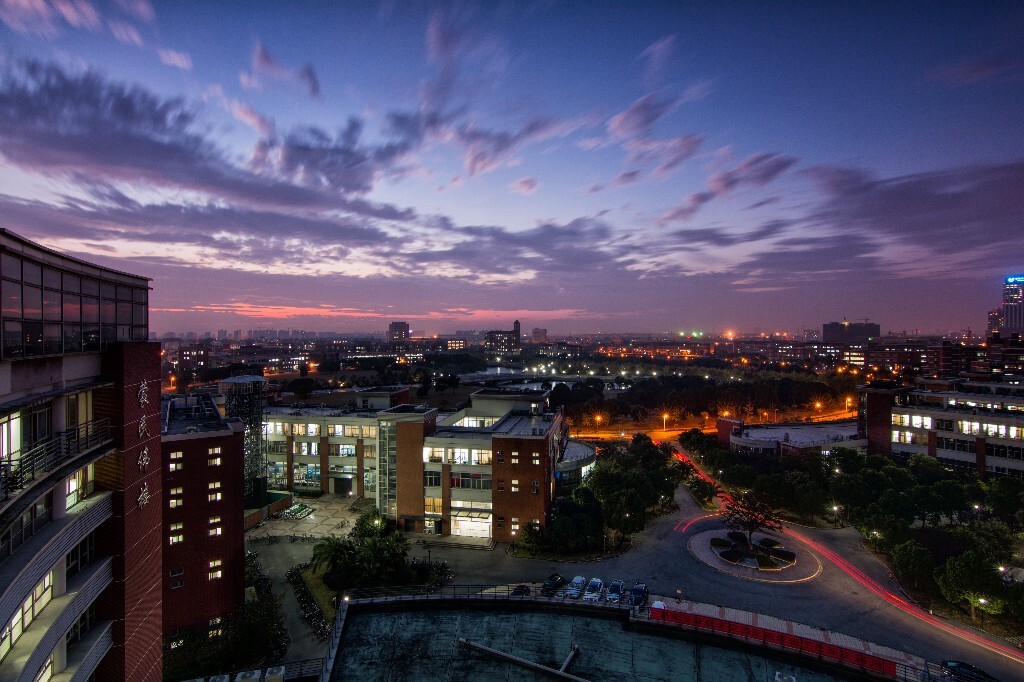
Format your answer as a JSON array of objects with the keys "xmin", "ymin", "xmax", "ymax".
[
  {"xmin": 388, "ymin": 321, "xmax": 411, "ymax": 341},
  {"xmin": 1000, "ymin": 276, "xmax": 1024, "ymax": 335}
]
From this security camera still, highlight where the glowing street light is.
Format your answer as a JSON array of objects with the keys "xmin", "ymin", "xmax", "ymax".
[{"xmin": 662, "ymin": 413, "xmax": 669, "ymax": 431}]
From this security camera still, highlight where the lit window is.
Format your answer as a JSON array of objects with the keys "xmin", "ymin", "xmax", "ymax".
[
  {"xmin": 169, "ymin": 498, "xmax": 183, "ymax": 508},
  {"xmin": 532, "ymin": 454, "xmax": 540, "ymax": 466},
  {"xmin": 208, "ymin": 481, "xmax": 221, "ymax": 490},
  {"xmin": 209, "ymin": 516, "xmax": 221, "ymax": 524},
  {"xmin": 208, "ymin": 570, "xmax": 222, "ymax": 580},
  {"xmin": 208, "ymin": 457, "xmax": 221, "ymax": 466},
  {"xmin": 209, "ymin": 447, "xmax": 221, "ymax": 455},
  {"xmin": 170, "ymin": 487, "xmax": 183, "ymax": 495},
  {"xmin": 208, "ymin": 492, "xmax": 222, "ymax": 502},
  {"xmin": 169, "ymin": 534, "xmax": 183, "ymax": 545},
  {"xmin": 170, "ymin": 451, "xmax": 183, "ymax": 460},
  {"xmin": 169, "ymin": 522, "xmax": 183, "ymax": 531},
  {"xmin": 209, "ymin": 559, "xmax": 222, "ymax": 569},
  {"xmin": 208, "ymin": 527, "xmax": 222, "ymax": 536},
  {"xmin": 169, "ymin": 462, "xmax": 183, "ymax": 472}
]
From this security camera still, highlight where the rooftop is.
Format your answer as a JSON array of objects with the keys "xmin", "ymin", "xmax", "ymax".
[
  {"xmin": 162, "ymin": 394, "xmax": 232, "ymax": 435},
  {"xmin": 737, "ymin": 421, "xmax": 859, "ymax": 446}
]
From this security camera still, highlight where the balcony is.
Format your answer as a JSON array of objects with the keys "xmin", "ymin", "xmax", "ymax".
[
  {"xmin": 0, "ymin": 492, "xmax": 112, "ymax": 629},
  {"xmin": 1, "ymin": 419, "xmax": 111, "ymax": 503},
  {"xmin": 51, "ymin": 620, "xmax": 112, "ymax": 682},
  {"xmin": 0, "ymin": 556, "xmax": 113, "ymax": 682}
]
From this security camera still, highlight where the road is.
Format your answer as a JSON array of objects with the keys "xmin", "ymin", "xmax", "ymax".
[
  {"xmin": 405, "ymin": 481, "xmax": 1023, "ymax": 682},
  {"xmin": 250, "ymin": 458, "xmax": 1023, "ymax": 680}
]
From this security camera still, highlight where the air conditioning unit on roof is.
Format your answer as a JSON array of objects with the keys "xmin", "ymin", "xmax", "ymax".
[
  {"xmin": 264, "ymin": 667, "xmax": 286, "ymax": 682},
  {"xmin": 235, "ymin": 671, "xmax": 262, "ymax": 681}
]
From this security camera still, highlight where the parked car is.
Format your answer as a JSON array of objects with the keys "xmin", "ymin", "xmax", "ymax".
[
  {"xmin": 939, "ymin": 660, "xmax": 999, "ymax": 681},
  {"xmin": 510, "ymin": 584, "xmax": 531, "ymax": 596},
  {"xmin": 606, "ymin": 579, "xmax": 626, "ymax": 603},
  {"xmin": 628, "ymin": 582, "xmax": 649, "ymax": 606},
  {"xmin": 565, "ymin": 575, "xmax": 587, "ymax": 598},
  {"xmin": 540, "ymin": 573, "xmax": 565, "ymax": 596},
  {"xmin": 582, "ymin": 578, "xmax": 604, "ymax": 601}
]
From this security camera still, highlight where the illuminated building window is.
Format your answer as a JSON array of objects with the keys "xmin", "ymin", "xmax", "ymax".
[{"xmin": 208, "ymin": 492, "xmax": 222, "ymax": 502}]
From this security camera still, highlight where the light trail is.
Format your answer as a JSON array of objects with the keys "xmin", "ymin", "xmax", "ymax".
[
  {"xmin": 786, "ymin": 528, "xmax": 1024, "ymax": 667},
  {"xmin": 673, "ymin": 447, "xmax": 1024, "ymax": 668}
]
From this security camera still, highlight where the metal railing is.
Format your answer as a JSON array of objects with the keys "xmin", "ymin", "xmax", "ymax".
[{"xmin": 0, "ymin": 419, "xmax": 111, "ymax": 502}]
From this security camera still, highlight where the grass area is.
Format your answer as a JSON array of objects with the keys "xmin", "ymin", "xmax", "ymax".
[{"xmin": 302, "ymin": 564, "xmax": 338, "ymax": 622}]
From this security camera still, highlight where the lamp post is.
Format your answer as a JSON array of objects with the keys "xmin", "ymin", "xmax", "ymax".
[
  {"xmin": 662, "ymin": 413, "xmax": 669, "ymax": 431},
  {"xmin": 511, "ymin": 530, "xmax": 516, "ymax": 555},
  {"xmin": 595, "ymin": 415, "xmax": 602, "ymax": 435}
]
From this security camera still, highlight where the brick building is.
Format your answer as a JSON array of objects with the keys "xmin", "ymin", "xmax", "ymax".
[
  {"xmin": 0, "ymin": 229, "xmax": 162, "ymax": 681},
  {"xmin": 160, "ymin": 394, "xmax": 245, "ymax": 645}
]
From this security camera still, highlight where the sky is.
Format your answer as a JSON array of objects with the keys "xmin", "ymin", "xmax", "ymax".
[{"xmin": 1, "ymin": 1, "xmax": 1022, "ymax": 337}]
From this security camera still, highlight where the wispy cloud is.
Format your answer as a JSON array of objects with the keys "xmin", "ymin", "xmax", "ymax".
[
  {"xmin": 157, "ymin": 48, "xmax": 191, "ymax": 71},
  {"xmin": 108, "ymin": 19, "xmax": 143, "ymax": 47},
  {"xmin": 240, "ymin": 41, "xmax": 321, "ymax": 99},
  {"xmin": 510, "ymin": 177, "xmax": 539, "ymax": 195},
  {"xmin": 660, "ymin": 152, "xmax": 798, "ymax": 223}
]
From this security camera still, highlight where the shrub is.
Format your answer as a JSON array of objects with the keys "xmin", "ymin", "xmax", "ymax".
[
  {"xmin": 719, "ymin": 549, "xmax": 744, "ymax": 564},
  {"xmin": 770, "ymin": 549, "xmax": 797, "ymax": 563},
  {"xmin": 726, "ymin": 531, "xmax": 747, "ymax": 544},
  {"xmin": 758, "ymin": 538, "xmax": 782, "ymax": 549},
  {"xmin": 756, "ymin": 555, "xmax": 780, "ymax": 570},
  {"xmin": 710, "ymin": 537, "xmax": 733, "ymax": 548}
]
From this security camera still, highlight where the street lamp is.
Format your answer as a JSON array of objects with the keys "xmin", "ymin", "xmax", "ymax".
[
  {"xmin": 662, "ymin": 413, "xmax": 669, "ymax": 431},
  {"xmin": 511, "ymin": 530, "xmax": 516, "ymax": 555},
  {"xmin": 595, "ymin": 415, "xmax": 602, "ymax": 434}
]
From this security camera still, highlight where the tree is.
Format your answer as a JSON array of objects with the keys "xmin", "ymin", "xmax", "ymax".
[
  {"xmin": 934, "ymin": 550, "xmax": 1002, "ymax": 620},
  {"xmin": 311, "ymin": 535, "xmax": 356, "ymax": 577},
  {"xmin": 722, "ymin": 492, "xmax": 783, "ymax": 548},
  {"xmin": 687, "ymin": 477, "xmax": 720, "ymax": 505},
  {"xmin": 890, "ymin": 540, "xmax": 935, "ymax": 589}
]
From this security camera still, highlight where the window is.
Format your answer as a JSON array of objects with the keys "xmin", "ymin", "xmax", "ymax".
[
  {"xmin": 170, "ymin": 487, "xmax": 183, "ymax": 495},
  {"xmin": 423, "ymin": 470, "xmax": 441, "ymax": 487},
  {"xmin": 511, "ymin": 478, "xmax": 519, "ymax": 493},
  {"xmin": 474, "ymin": 449, "xmax": 492, "ymax": 465},
  {"xmin": 169, "ymin": 498, "xmax": 183, "ymax": 508},
  {"xmin": 169, "ymin": 451, "xmax": 183, "ymax": 472},
  {"xmin": 208, "ymin": 570, "xmax": 222, "ymax": 580},
  {"xmin": 208, "ymin": 457, "xmax": 221, "ymax": 466},
  {"xmin": 169, "ymin": 522, "xmax": 183, "ymax": 531},
  {"xmin": 451, "ymin": 448, "xmax": 469, "ymax": 464},
  {"xmin": 208, "ymin": 527, "xmax": 222, "ymax": 536},
  {"xmin": 170, "ymin": 580, "xmax": 184, "ymax": 590},
  {"xmin": 209, "ymin": 559, "xmax": 222, "ymax": 568},
  {"xmin": 424, "ymin": 497, "xmax": 443, "ymax": 514},
  {"xmin": 532, "ymin": 453, "xmax": 540, "ymax": 466},
  {"xmin": 423, "ymin": 447, "xmax": 444, "ymax": 463},
  {"xmin": 511, "ymin": 518, "xmax": 520, "ymax": 531},
  {"xmin": 169, "ymin": 534, "xmax": 183, "ymax": 545},
  {"xmin": 511, "ymin": 452, "xmax": 519, "ymax": 465},
  {"xmin": 208, "ymin": 492, "xmax": 222, "ymax": 502},
  {"xmin": 208, "ymin": 481, "xmax": 221, "ymax": 490},
  {"xmin": 169, "ymin": 568, "xmax": 184, "ymax": 577},
  {"xmin": 449, "ymin": 473, "xmax": 492, "ymax": 489},
  {"xmin": 209, "ymin": 516, "xmax": 221, "ymax": 524}
]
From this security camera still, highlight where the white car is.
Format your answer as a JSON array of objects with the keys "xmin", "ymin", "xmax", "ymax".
[
  {"xmin": 565, "ymin": 575, "xmax": 587, "ymax": 598},
  {"xmin": 582, "ymin": 578, "xmax": 604, "ymax": 601}
]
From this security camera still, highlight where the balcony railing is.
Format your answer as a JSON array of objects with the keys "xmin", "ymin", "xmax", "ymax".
[{"xmin": 0, "ymin": 419, "xmax": 112, "ymax": 503}]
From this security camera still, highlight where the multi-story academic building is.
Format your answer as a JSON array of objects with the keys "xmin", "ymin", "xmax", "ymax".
[
  {"xmin": 263, "ymin": 387, "xmax": 595, "ymax": 541},
  {"xmin": 862, "ymin": 376, "xmax": 1024, "ymax": 479},
  {"xmin": 160, "ymin": 393, "xmax": 245, "ymax": 646},
  {"xmin": 0, "ymin": 230, "xmax": 162, "ymax": 681}
]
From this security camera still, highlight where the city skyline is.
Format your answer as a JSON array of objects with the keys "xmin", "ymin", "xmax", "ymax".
[{"xmin": 1, "ymin": 1, "xmax": 1022, "ymax": 335}]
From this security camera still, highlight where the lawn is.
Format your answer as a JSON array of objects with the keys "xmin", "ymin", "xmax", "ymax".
[{"xmin": 302, "ymin": 564, "xmax": 338, "ymax": 622}]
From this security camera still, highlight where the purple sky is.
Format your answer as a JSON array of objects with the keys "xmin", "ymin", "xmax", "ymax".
[{"xmin": 1, "ymin": 1, "xmax": 1022, "ymax": 336}]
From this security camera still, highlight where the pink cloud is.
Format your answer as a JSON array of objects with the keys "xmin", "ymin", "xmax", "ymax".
[
  {"xmin": 510, "ymin": 177, "xmax": 539, "ymax": 195},
  {"xmin": 158, "ymin": 48, "xmax": 192, "ymax": 71}
]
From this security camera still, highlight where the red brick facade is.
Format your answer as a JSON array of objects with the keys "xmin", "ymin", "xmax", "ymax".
[
  {"xmin": 161, "ymin": 425, "xmax": 245, "ymax": 637},
  {"xmin": 95, "ymin": 342, "xmax": 163, "ymax": 681}
]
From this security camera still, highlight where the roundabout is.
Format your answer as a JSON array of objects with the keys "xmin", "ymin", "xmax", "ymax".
[{"xmin": 687, "ymin": 528, "xmax": 823, "ymax": 583}]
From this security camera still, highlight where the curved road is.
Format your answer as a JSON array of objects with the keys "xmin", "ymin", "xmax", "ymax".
[{"xmin": 431, "ymin": 479, "xmax": 1024, "ymax": 681}]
